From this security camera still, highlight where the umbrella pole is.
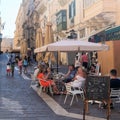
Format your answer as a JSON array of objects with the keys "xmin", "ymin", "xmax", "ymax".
[{"xmin": 57, "ymin": 51, "xmax": 58, "ymax": 73}]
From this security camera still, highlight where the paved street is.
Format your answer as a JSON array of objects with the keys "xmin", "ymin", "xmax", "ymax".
[
  {"xmin": 0, "ymin": 53, "xmax": 120, "ymax": 120},
  {"xmin": 0, "ymin": 54, "xmax": 79, "ymax": 120}
]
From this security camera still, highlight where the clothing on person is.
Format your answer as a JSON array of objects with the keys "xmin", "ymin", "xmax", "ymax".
[
  {"xmin": 34, "ymin": 68, "xmax": 40, "ymax": 79},
  {"xmin": 11, "ymin": 62, "xmax": 15, "ymax": 77},
  {"xmin": 70, "ymin": 75, "xmax": 85, "ymax": 88},
  {"xmin": 81, "ymin": 53, "xmax": 88, "ymax": 69},
  {"xmin": 110, "ymin": 69, "xmax": 120, "ymax": 89},
  {"xmin": 23, "ymin": 56, "xmax": 28, "ymax": 73},
  {"xmin": 75, "ymin": 56, "xmax": 81, "ymax": 69},
  {"xmin": 63, "ymin": 65, "xmax": 76, "ymax": 83},
  {"xmin": 23, "ymin": 59, "xmax": 28, "ymax": 66},
  {"xmin": 6, "ymin": 63, "xmax": 11, "ymax": 75},
  {"xmin": 18, "ymin": 60, "xmax": 22, "ymax": 67},
  {"xmin": 63, "ymin": 70, "xmax": 76, "ymax": 83},
  {"xmin": 110, "ymin": 78, "xmax": 120, "ymax": 88},
  {"xmin": 18, "ymin": 59, "xmax": 23, "ymax": 74}
]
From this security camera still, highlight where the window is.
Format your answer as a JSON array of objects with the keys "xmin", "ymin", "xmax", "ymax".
[{"xmin": 69, "ymin": 0, "xmax": 76, "ymax": 19}]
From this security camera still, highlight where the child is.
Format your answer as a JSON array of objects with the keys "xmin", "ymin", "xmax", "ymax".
[
  {"xmin": 18, "ymin": 58, "xmax": 23, "ymax": 74},
  {"xmin": 11, "ymin": 62, "xmax": 15, "ymax": 77},
  {"xmin": 6, "ymin": 63, "xmax": 11, "ymax": 76}
]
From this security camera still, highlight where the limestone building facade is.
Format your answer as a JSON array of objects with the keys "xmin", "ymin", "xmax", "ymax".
[
  {"xmin": 14, "ymin": 0, "xmax": 120, "ymax": 74},
  {"xmin": 14, "ymin": 0, "xmax": 120, "ymax": 48}
]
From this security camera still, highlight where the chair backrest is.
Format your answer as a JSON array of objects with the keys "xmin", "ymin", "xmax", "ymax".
[
  {"xmin": 110, "ymin": 88, "xmax": 120, "ymax": 97},
  {"xmin": 31, "ymin": 74, "xmax": 36, "ymax": 81}
]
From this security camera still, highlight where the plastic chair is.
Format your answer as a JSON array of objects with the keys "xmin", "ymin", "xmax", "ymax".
[
  {"xmin": 111, "ymin": 88, "xmax": 120, "ymax": 104},
  {"xmin": 64, "ymin": 83, "xmax": 84, "ymax": 106},
  {"xmin": 30, "ymin": 74, "xmax": 39, "ymax": 87}
]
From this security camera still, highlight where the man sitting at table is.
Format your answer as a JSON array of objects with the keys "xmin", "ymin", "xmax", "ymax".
[
  {"xmin": 63, "ymin": 64, "xmax": 76, "ymax": 83},
  {"xmin": 102, "ymin": 69, "xmax": 120, "ymax": 109},
  {"xmin": 110, "ymin": 69, "xmax": 120, "ymax": 88}
]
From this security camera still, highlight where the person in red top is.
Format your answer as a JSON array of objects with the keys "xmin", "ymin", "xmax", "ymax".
[
  {"xmin": 37, "ymin": 67, "xmax": 59, "ymax": 94},
  {"xmin": 18, "ymin": 58, "xmax": 23, "ymax": 74},
  {"xmin": 81, "ymin": 52, "xmax": 88, "ymax": 69}
]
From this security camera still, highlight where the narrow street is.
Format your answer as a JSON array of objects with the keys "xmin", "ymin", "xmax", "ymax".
[
  {"xmin": 0, "ymin": 54, "xmax": 120, "ymax": 120},
  {"xmin": 0, "ymin": 54, "xmax": 77, "ymax": 120}
]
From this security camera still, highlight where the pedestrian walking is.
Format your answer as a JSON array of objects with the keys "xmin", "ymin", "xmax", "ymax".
[
  {"xmin": 18, "ymin": 58, "xmax": 23, "ymax": 74},
  {"xmin": 11, "ymin": 62, "xmax": 15, "ymax": 77},
  {"xmin": 6, "ymin": 62, "xmax": 11, "ymax": 76},
  {"xmin": 23, "ymin": 56, "xmax": 28, "ymax": 74}
]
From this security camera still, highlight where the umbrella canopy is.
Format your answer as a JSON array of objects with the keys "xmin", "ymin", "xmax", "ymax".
[
  {"xmin": 35, "ymin": 27, "xmax": 43, "ymax": 61},
  {"xmin": 44, "ymin": 22, "xmax": 54, "ymax": 45},
  {"xmin": 43, "ymin": 22, "xmax": 56, "ymax": 63},
  {"xmin": 36, "ymin": 28, "xmax": 43, "ymax": 48},
  {"xmin": 43, "ymin": 52, "xmax": 56, "ymax": 63},
  {"xmin": 34, "ymin": 39, "xmax": 109, "ymax": 53}
]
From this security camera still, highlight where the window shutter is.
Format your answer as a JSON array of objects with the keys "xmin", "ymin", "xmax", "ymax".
[
  {"xmin": 69, "ymin": 4, "xmax": 71, "ymax": 18},
  {"xmin": 73, "ymin": 0, "xmax": 76, "ymax": 16}
]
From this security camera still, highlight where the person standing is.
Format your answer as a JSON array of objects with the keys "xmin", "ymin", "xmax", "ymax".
[
  {"xmin": 11, "ymin": 62, "xmax": 15, "ymax": 77},
  {"xmin": 6, "ymin": 62, "xmax": 11, "ymax": 76},
  {"xmin": 18, "ymin": 58, "xmax": 23, "ymax": 74},
  {"xmin": 81, "ymin": 52, "xmax": 88, "ymax": 69},
  {"xmin": 23, "ymin": 56, "xmax": 28, "ymax": 74},
  {"xmin": 74, "ymin": 56, "xmax": 81, "ymax": 70}
]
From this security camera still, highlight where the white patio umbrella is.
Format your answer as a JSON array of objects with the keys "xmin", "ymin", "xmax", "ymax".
[
  {"xmin": 34, "ymin": 39, "xmax": 109, "ymax": 53},
  {"xmin": 34, "ymin": 39, "xmax": 109, "ymax": 73}
]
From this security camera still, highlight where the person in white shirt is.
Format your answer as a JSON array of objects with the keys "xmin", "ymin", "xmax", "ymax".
[{"xmin": 70, "ymin": 67, "xmax": 86, "ymax": 88}]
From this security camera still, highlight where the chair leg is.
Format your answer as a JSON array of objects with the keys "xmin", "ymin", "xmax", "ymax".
[
  {"xmin": 49, "ymin": 86, "xmax": 53, "ymax": 96},
  {"xmin": 64, "ymin": 94, "xmax": 68, "ymax": 104},
  {"xmin": 75, "ymin": 95, "xmax": 78, "ymax": 102},
  {"xmin": 70, "ymin": 95, "xmax": 75, "ymax": 106},
  {"xmin": 39, "ymin": 86, "xmax": 43, "ymax": 94},
  {"xmin": 81, "ymin": 93, "xmax": 84, "ymax": 100}
]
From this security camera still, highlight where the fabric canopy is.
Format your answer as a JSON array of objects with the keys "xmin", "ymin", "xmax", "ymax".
[
  {"xmin": 35, "ymin": 28, "xmax": 43, "ymax": 61},
  {"xmin": 34, "ymin": 39, "xmax": 109, "ymax": 53},
  {"xmin": 43, "ymin": 22, "xmax": 56, "ymax": 63}
]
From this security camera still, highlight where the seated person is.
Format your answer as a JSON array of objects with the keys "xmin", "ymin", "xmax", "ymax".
[
  {"xmin": 33, "ymin": 65, "xmax": 41, "ymax": 79},
  {"xmin": 110, "ymin": 69, "xmax": 120, "ymax": 89},
  {"xmin": 63, "ymin": 64, "xmax": 76, "ymax": 83},
  {"xmin": 89, "ymin": 64, "xmax": 96, "ymax": 75},
  {"xmin": 37, "ymin": 67, "xmax": 59, "ymax": 94},
  {"xmin": 102, "ymin": 69, "xmax": 120, "ymax": 109},
  {"xmin": 70, "ymin": 67, "xmax": 86, "ymax": 88}
]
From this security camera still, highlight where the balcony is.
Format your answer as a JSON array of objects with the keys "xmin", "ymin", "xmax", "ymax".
[
  {"xmin": 83, "ymin": 0, "xmax": 116, "ymax": 22},
  {"xmin": 35, "ymin": 0, "xmax": 47, "ymax": 15}
]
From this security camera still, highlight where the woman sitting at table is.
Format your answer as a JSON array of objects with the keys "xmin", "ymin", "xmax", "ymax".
[
  {"xmin": 37, "ymin": 67, "xmax": 59, "ymax": 94},
  {"xmin": 69, "ymin": 67, "xmax": 86, "ymax": 88}
]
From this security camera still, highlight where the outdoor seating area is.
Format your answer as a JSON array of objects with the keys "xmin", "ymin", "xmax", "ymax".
[{"xmin": 32, "ymin": 39, "xmax": 120, "ymax": 119}]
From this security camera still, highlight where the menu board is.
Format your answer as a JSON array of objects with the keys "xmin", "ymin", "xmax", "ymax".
[{"xmin": 85, "ymin": 76, "xmax": 110, "ymax": 101}]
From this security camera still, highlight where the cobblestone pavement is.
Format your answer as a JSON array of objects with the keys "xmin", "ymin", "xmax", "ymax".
[{"xmin": 0, "ymin": 53, "xmax": 120, "ymax": 120}]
